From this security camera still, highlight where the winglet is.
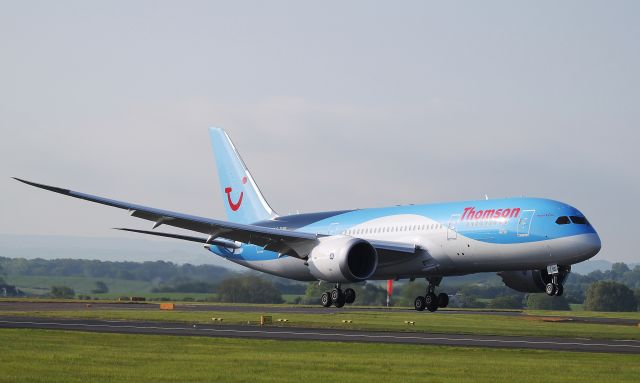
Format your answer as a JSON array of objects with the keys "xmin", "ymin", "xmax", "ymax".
[{"xmin": 12, "ymin": 177, "xmax": 72, "ymax": 195}]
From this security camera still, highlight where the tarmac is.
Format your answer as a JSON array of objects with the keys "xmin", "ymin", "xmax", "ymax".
[{"xmin": 1, "ymin": 315, "xmax": 639, "ymax": 354}]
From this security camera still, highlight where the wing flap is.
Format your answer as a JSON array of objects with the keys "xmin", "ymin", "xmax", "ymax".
[{"xmin": 114, "ymin": 227, "xmax": 239, "ymax": 248}]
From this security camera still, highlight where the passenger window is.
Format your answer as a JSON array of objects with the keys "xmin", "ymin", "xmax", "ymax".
[
  {"xmin": 570, "ymin": 216, "xmax": 588, "ymax": 225},
  {"xmin": 555, "ymin": 216, "xmax": 570, "ymax": 225}
]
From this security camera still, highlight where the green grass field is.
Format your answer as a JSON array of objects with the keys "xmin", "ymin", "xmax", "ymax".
[
  {"xmin": 6, "ymin": 275, "xmax": 153, "ymax": 295},
  {"xmin": 0, "ymin": 328, "xmax": 638, "ymax": 383},
  {"xmin": 524, "ymin": 309, "xmax": 640, "ymax": 320},
  {"xmin": 5, "ymin": 275, "xmax": 306, "ymax": 302},
  {"xmin": 2, "ymin": 306, "xmax": 639, "ymax": 341}
]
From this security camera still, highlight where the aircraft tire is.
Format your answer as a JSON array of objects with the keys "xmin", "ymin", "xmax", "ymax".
[
  {"xmin": 344, "ymin": 288, "xmax": 356, "ymax": 304},
  {"xmin": 545, "ymin": 283, "xmax": 557, "ymax": 296},
  {"xmin": 425, "ymin": 292, "xmax": 439, "ymax": 312},
  {"xmin": 414, "ymin": 296, "xmax": 426, "ymax": 311},
  {"xmin": 331, "ymin": 288, "xmax": 343, "ymax": 302},
  {"xmin": 321, "ymin": 292, "xmax": 332, "ymax": 307},
  {"xmin": 437, "ymin": 293, "xmax": 449, "ymax": 308}
]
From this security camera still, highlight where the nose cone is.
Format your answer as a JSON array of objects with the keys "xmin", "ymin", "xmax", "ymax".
[
  {"xmin": 569, "ymin": 232, "xmax": 601, "ymax": 264},
  {"xmin": 585, "ymin": 232, "xmax": 602, "ymax": 259}
]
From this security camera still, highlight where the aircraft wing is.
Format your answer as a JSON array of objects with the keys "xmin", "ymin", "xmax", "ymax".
[
  {"xmin": 13, "ymin": 178, "xmax": 319, "ymax": 257},
  {"xmin": 14, "ymin": 178, "xmax": 419, "ymax": 260}
]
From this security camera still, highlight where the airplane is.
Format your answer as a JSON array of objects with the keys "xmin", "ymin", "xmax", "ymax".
[{"xmin": 14, "ymin": 127, "xmax": 601, "ymax": 311}]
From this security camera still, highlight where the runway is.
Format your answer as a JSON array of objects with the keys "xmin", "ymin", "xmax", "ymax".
[
  {"xmin": 1, "ymin": 316, "xmax": 639, "ymax": 354},
  {"xmin": 0, "ymin": 301, "xmax": 636, "ymax": 326}
]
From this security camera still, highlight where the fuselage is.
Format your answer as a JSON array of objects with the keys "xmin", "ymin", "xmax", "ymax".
[{"xmin": 210, "ymin": 197, "xmax": 601, "ymax": 281}]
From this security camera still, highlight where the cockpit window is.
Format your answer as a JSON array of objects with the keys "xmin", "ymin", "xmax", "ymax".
[
  {"xmin": 555, "ymin": 216, "xmax": 570, "ymax": 225},
  {"xmin": 570, "ymin": 216, "xmax": 588, "ymax": 225}
]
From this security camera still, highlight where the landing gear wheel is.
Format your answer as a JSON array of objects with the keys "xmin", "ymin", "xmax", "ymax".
[
  {"xmin": 425, "ymin": 292, "xmax": 439, "ymax": 312},
  {"xmin": 344, "ymin": 288, "xmax": 356, "ymax": 304},
  {"xmin": 321, "ymin": 292, "xmax": 332, "ymax": 307},
  {"xmin": 331, "ymin": 288, "xmax": 345, "ymax": 308},
  {"xmin": 414, "ymin": 296, "xmax": 426, "ymax": 311},
  {"xmin": 437, "ymin": 293, "xmax": 449, "ymax": 308},
  {"xmin": 545, "ymin": 283, "xmax": 557, "ymax": 296},
  {"xmin": 330, "ymin": 288, "xmax": 343, "ymax": 302},
  {"xmin": 554, "ymin": 284, "xmax": 564, "ymax": 297}
]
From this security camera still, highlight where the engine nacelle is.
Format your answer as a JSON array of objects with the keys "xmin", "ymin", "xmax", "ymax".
[
  {"xmin": 498, "ymin": 268, "xmax": 569, "ymax": 293},
  {"xmin": 307, "ymin": 236, "xmax": 378, "ymax": 283},
  {"xmin": 498, "ymin": 270, "xmax": 546, "ymax": 293}
]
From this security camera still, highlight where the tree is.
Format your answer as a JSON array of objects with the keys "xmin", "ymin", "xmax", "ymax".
[
  {"xmin": 398, "ymin": 282, "xmax": 426, "ymax": 306},
  {"xmin": 611, "ymin": 262, "xmax": 630, "ymax": 277},
  {"xmin": 450, "ymin": 294, "xmax": 486, "ymax": 309},
  {"xmin": 635, "ymin": 289, "xmax": 640, "ymax": 311},
  {"xmin": 526, "ymin": 294, "xmax": 570, "ymax": 310},
  {"xmin": 91, "ymin": 281, "xmax": 109, "ymax": 294},
  {"xmin": 50, "ymin": 285, "xmax": 75, "ymax": 299},
  {"xmin": 301, "ymin": 282, "xmax": 326, "ymax": 305},
  {"xmin": 488, "ymin": 296, "xmax": 523, "ymax": 309},
  {"xmin": 583, "ymin": 281, "xmax": 637, "ymax": 312},
  {"xmin": 216, "ymin": 275, "xmax": 283, "ymax": 303},
  {"xmin": 350, "ymin": 283, "xmax": 387, "ymax": 306}
]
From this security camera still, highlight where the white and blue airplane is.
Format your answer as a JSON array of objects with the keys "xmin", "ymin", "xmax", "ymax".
[{"xmin": 14, "ymin": 128, "xmax": 601, "ymax": 311}]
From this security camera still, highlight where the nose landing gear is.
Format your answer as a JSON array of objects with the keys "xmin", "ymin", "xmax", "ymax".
[
  {"xmin": 414, "ymin": 277, "xmax": 449, "ymax": 312},
  {"xmin": 545, "ymin": 265, "xmax": 567, "ymax": 296}
]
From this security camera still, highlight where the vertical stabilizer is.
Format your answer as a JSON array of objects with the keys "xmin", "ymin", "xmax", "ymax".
[{"xmin": 209, "ymin": 127, "xmax": 277, "ymax": 224}]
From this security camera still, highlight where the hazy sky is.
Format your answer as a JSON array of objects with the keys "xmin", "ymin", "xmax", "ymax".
[{"xmin": 1, "ymin": 1, "xmax": 638, "ymax": 263}]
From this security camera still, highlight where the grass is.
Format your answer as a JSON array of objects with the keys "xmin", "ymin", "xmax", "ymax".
[
  {"xmin": 524, "ymin": 309, "xmax": 640, "ymax": 320},
  {"xmin": 91, "ymin": 292, "xmax": 217, "ymax": 300},
  {"xmin": 1, "ymin": 328, "xmax": 638, "ymax": 383},
  {"xmin": 2, "ymin": 307, "xmax": 639, "ymax": 341},
  {"xmin": 282, "ymin": 294, "xmax": 303, "ymax": 303},
  {"xmin": 5, "ymin": 275, "xmax": 303, "ymax": 302},
  {"xmin": 6, "ymin": 275, "xmax": 153, "ymax": 295}
]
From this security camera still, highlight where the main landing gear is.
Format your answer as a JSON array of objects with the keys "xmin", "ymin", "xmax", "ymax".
[
  {"xmin": 321, "ymin": 284, "xmax": 356, "ymax": 308},
  {"xmin": 414, "ymin": 277, "xmax": 449, "ymax": 312},
  {"xmin": 545, "ymin": 265, "xmax": 565, "ymax": 296}
]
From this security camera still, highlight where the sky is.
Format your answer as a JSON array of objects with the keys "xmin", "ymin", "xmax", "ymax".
[{"xmin": 1, "ymin": 1, "xmax": 639, "ymax": 263}]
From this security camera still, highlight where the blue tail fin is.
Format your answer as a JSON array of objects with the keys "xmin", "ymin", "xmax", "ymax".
[{"xmin": 209, "ymin": 127, "xmax": 277, "ymax": 224}]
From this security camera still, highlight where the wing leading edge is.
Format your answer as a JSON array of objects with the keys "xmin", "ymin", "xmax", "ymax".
[{"xmin": 13, "ymin": 178, "xmax": 419, "ymax": 260}]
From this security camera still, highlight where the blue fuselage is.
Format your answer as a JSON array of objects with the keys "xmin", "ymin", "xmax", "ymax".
[{"xmin": 210, "ymin": 197, "xmax": 601, "ymax": 280}]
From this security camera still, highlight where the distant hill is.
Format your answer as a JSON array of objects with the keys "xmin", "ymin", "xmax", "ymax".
[
  {"xmin": 571, "ymin": 260, "xmax": 614, "ymax": 274},
  {"xmin": 0, "ymin": 234, "xmax": 243, "ymax": 270},
  {"xmin": 570, "ymin": 259, "xmax": 640, "ymax": 275}
]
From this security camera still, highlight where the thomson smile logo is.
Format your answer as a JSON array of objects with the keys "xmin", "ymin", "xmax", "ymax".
[{"xmin": 224, "ymin": 176, "xmax": 247, "ymax": 211}]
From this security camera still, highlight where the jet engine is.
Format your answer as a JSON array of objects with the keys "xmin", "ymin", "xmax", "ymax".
[
  {"xmin": 307, "ymin": 236, "xmax": 378, "ymax": 283},
  {"xmin": 498, "ymin": 269, "xmax": 569, "ymax": 293}
]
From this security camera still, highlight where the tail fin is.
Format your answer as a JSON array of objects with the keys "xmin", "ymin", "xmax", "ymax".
[{"xmin": 209, "ymin": 127, "xmax": 277, "ymax": 224}]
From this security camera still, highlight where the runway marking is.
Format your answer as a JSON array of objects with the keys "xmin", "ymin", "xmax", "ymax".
[{"xmin": 1, "ymin": 319, "xmax": 639, "ymax": 351}]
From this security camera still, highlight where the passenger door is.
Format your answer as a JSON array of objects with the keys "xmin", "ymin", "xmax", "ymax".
[
  {"xmin": 447, "ymin": 214, "xmax": 460, "ymax": 240},
  {"xmin": 517, "ymin": 210, "xmax": 535, "ymax": 237}
]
